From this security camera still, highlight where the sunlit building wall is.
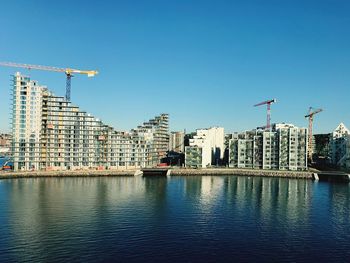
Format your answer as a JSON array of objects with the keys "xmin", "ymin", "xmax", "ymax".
[
  {"xmin": 11, "ymin": 73, "xmax": 169, "ymax": 171},
  {"xmin": 229, "ymin": 124, "xmax": 307, "ymax": 170},
  {"xmin": 329, "ymin": 123, "xmax": 350, "ymax": 169},
  {"xmin": 185, "ymin": 127, "xmax": 224, "ymax": 168}
]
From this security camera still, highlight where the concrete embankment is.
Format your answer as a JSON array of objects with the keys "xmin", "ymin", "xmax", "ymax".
[
  {"xmin": 0, "ymin": 168, "xmax": 314, "ymax": 180},
  {"xmin": 170, "ymin": 168, "xmax": 314, "ymax": 179},
  {"xmin": 0, "ymin": 169, "xmax": 137, "ymax": 180}
]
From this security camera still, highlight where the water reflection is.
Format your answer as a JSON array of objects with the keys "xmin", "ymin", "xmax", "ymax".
[
  {"xmin": 183, "ymin": 176, "xmax": 313, "ymax": 226},
  {"xmin": 0, "ymin": 176, "xmax": 349, "ymax": 262},
  {"xmin": 329, "ymin": 183, "xmax": 350, "ymax": 235}
]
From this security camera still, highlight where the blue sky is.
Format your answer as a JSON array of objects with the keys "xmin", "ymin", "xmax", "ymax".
[{"xmin": 0, "ymin": 0, "xmax": 349, "ymax": 134}]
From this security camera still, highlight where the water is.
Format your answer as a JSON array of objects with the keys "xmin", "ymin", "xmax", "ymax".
[{"xmin": 0, "ymin": 176, "xmax": 349, "ymax": 262}]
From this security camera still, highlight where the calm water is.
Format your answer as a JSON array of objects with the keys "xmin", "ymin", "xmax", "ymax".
[{"xmin": 0, "ymin": 176, "xmax": 349, "ymax": 262}]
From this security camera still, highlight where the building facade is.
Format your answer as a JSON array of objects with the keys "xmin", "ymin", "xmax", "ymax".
[
  {"xmin": 313, "ymin": 134, "xmax": 330, "ymax": 159},
  {"xmin": 0, "ymin": 133, "xmax": 11, "ymax": 155},
  {"xmin": 169, "ymin": 131, "xmax": 185, "ymax": 153},
  {"xmin": 329, "ymin": 123, "xmax": 350, "ymax": 169},
  {"xmin": 229, "ymin": 124, "xmax": 308, "ymax": 170},
  {"xmin": 11, "ymin": 73, "xmax": 169, "ymax": 171},
  {"xmin": 185, "ymin": 127, "xmax": 224, "ymax": 168}
]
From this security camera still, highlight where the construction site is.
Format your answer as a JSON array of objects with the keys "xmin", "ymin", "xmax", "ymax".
[
  {"xmin": 5, "ymin": 62, "xmax": 169, "ymax": 171},
  {"xmin": 227, "ymin": 100, "xmax": 320, "ymax": 171}
]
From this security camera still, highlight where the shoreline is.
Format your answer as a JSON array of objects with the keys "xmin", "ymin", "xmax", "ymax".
[
  {"xmin": 0, "ymin": 169, "xmax": 137, "ymax": 179},
  {"xmin": 0, "ymin": 168, "xmax": 314, "ymax": 180},
  {"xmin": 170, "ymin": 168, "xmax": 314, "ymax": 179}
]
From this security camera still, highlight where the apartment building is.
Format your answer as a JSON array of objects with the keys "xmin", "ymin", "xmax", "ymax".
[
  {"xmin": 169, "ymin": 131, "xmax": 185, "ymax": 153},
  {"xmin": 11, "ymin": 73, "xmax": 169, "ymax": 171},
  {"xmin": 0, "ymin": 134, "xmax": 11, "ymax": 155},
  {"xmin": 185, "ymin": 127, "xmax": 224, "ymax": 168},
  {"xmin": 329, "ymin": 123, "xmax": 350, "ymax": 169},
  {"xmin": 130, "ymin": 114, "xmax": 169, "ymax": 166},
  {"xmin": 275, "ymin": 123, "xmax": 307, "ymax": 170},
  {"xmin": 0, "ymin": 134, "xmax": 11, "ymax": 147},
  {"xmin": 229, "ymin": 124, "xmax": 307, "ymax": 170}
]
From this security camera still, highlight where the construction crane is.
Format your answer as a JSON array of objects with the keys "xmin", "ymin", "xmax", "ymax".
[
  {"xmin": 305, "ymin": 107, "xmax": 323, "ymax": 161},
  {"xmin": 254, "ymin": 99, "xmax": 277, "ymax": 130},
  {"xmin": 0, "ymin": 62, "xmax": 98, "ymax": 101}
]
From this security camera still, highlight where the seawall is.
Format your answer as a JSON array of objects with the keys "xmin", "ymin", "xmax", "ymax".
[
  {"xmin": 0, "ymin": 169, "xmax": 137, "ymax": 180},
  {"xmin": 170, "ymin": 168, "xmax": 314, "ymax": 179},
  {"xmin": 0, "ymin": 168, "xmax": 314, "ymax": 180}
]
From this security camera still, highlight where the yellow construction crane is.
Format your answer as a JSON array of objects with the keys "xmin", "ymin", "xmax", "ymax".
[
  {"xmin": 305, "ymin": 107, "xmax": 323, "ymax": 161},
  {"xmin": 0, "ymin": 62, "xmax": 98, "ymax": 101}
]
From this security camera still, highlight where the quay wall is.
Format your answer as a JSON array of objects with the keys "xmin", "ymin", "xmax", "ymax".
[
  {"xmin": 170, "ymin": 168, "xmax": 314, "ymax": 179},
  {"xmin": 0, "ymin": 169, "xmax": 137, "ymax": 180},
  {"xmin": 0, "ymin": 168, "xmax": 314, "ymax": 180}
]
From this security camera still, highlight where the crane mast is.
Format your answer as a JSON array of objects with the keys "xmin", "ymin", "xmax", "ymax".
[
  {"xmin": 254, "ymin": 99, "xmax": 277, "ymax": 130},
  {"xmin": 0, "ymin": 62, "xmax": 98, "ymax": 101},
  {"xmin": 305, "ymin": 107, "xmax": 323, "ymax": 161}
]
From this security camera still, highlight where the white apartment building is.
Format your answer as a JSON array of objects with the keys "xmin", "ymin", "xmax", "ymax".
[
  {"xmin": 185, "ymin": 127, "xmax": 225, "ymax": 168},
  {"xmin": 11, "ymin": 73, "xmax": 169, "ymax": 171},
  {"xmin": 11, "ymin": 73, "xmax": 44, "ymax": 170},
  {"xmin": 329, "ymin": 123, "xmax": 350, "ymax": 169}
]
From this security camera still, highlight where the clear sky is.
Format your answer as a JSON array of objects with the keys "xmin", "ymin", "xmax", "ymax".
[{"xmin": 0, "ymin": 0, "xmax": 349, "ymax": 134}]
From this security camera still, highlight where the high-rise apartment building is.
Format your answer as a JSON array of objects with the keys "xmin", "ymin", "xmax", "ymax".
[
  {"xmin": 229, "ymin": 124, "xmax": 307, "ymax": 170},
  {"xmin": 11, "ymin": 73, "xmax": 169, "ymax": 171}
]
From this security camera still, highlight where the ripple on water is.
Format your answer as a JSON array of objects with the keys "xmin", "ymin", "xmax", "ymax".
[{"xmin": 0, "ymin": 176, "xmax": 349, "ymax": 262}]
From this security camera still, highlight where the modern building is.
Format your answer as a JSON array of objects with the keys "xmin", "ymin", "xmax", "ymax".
[
  {"xmin": 229, "ymin": 123, "xmax": 308, "ymax": 170},
  {"xmin": 185, "ymin": 127, "xmax": 224, "ymax": 168},
  {"xmin": 223, "ymin": 133, "xmax": 234, "ymax": 166},
  {"xmin": 313, "ymin": 134, "xmax": 331, "ymax": 158},
  {"xmin": 130, "ymin": 114, "xmax": 169, "ymax": 166},
  {"xmin": 0, "ymin": 133, "xmax": 11, "ymax": 155},
  {"xmin": 228, "ymin": 130, "xmax": 263, "ymax": 169},
  {"xmin": 276, "ymin": 123, "xmax": 308, "ymax": 170},
  {"xmin": 169, "ymin": 131, "xmax": 185, "ymax": 153},
  {"xmin": 10, "ymin": 72, "xmax": 169, "ymax": 171},
  {"xmin": 329, "ymin": 123, "xmax": 350, "ymax": 169},
  {"xmin": 0, "ymin": 134, "xmax": 11, "ymax": 147}
]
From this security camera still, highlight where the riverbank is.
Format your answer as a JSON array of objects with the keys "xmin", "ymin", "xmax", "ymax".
[{"xmin": 0, "ymin": 168, "xmax": 314, "ymax": 180}]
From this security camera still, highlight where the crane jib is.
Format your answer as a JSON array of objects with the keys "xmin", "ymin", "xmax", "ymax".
[{"xmin": 0, "ymin": 61, "xmax": 98, "ymax": 101}]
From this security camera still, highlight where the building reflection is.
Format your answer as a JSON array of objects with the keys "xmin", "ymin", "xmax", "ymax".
[
  {"xmin": 5, "ymin": 177, "xmax": 148, "ymax": 261},
  {"xmin": 184, "ymin": 175, "xmax": 314, "ymax": 227},
  {"xmin": 328, "ymin": 183, "xmax": 350, "ymax": 234},
  {"xmin": 4, "ymin": 175, "xmax": 350, "ymax": 262}
]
